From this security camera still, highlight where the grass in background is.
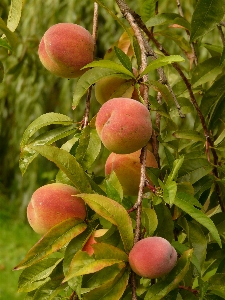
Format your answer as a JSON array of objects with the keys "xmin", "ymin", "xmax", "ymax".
[{"xmin": 0, "ymin": 196, "xmax": 39, "ymax": 300}]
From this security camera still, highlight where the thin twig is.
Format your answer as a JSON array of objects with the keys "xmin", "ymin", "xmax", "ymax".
[
  {"xmin": 176, "ymin": 0, "xmax": 198, "ymax": 66},
  {"xmin": 217, "ymin": 24, "xmax": 225, "ymax": 45},
  {"xmin": 82, "ymin": 2, "xmax": 98, "ymax": 128}
]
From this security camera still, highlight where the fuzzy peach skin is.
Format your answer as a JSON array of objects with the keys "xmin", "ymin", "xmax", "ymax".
[
  {"xmin": 27, "ymin": 183, "xmax": 86, "ymax": 235},
  {"xmin": 82, "ymin": 229, "xmax": 108, "ymax": 255},
  {"xmin": 38, "ymin": 23, "xmax": 94, "ymax": 78},
  {"xmin": 95, "ymin": 98, "xmax": 152, "ymax": 154},
  {"xmin": 105, "ymin": 149, "xmax": 158, "ymax": 195},
  {"xmin": 129, "ymin": 237, "xmax": 177, "ymax": 279}
]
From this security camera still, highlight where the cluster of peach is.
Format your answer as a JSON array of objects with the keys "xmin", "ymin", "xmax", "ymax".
[{"xmin": 27, "ymin": 23, "xmax": 177, "ymax": 279}]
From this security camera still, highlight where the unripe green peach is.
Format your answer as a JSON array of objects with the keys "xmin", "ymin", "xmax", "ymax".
[
  {"xmin": 38, "ymin": 23, "xmax": 94, "ymax": 78},
  {"xmin": 105, "ymin": 150, "xmax": 158, "ymax": 195},
  {"xmin": 129, "ymin": 237, "xmax": 177, "ymax": 279},
  {"xmin": 27, "ymin": 183, "xmax": 86, "ymax": 235},
  {"xmin": 95, "ymin": 98, "xmax": 152, "ymax": 154},
  {"xmin": 82, "ymin": 229, "xmax": 108, "ymax": 255}
]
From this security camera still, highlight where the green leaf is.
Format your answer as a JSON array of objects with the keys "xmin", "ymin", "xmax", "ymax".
[
  {"xmin": 81, "ymin": 263, "xmax": 125, "ymax": 294},
  {"xmin": 76, "ymin": 126, "xmax": 101, "ymax": 170},
  {"xmin": 83, "ymin": 267, "xmax": 129, "ymax": 300},
  {"xmin": 30, "ymin": 145, "xmax": 103, "ymax": 194},
  {"xmin": 163, "ymin": 181, "xmax": 177, "ymax": 206},
  {"xmin": 174, "ymin": 194, "xmax": 222, "ymax": 247},
  {"xmin": 20, "ymin": 126, "xmax": 76, "ymax": 175},
  {"xmin": 140, "ymin": 55, "xmax": 184, "ymax": 76},
  {"xmin": 167, "ymin": 156, "xmax": 184, "ymax": 183},
  {"xmin": 172, "ymin": 241, "xmax": 201, "ymax": 274},
  {"xmin": 0, "ymin": 38, "xmax": 12, "ymax": 51},
  {"xmin": 32, "ymin": 261, "xmax": 65, "ymax": 300},
  {"xmin": 132, "ymin": 36, "xmax": 141, "ymax": 69},
  {"xmin": 93, "ymin": 242, "xmax": 128, "ymax": 261},
  {"xmin": 83, "ymin": 60, "xmax": 134, "ymax": 77},
  {"xmin": 148, "ymin": 80, "xmax": 174, "ymax": 105},
  {"xmin": 146, "ymin": 13, "xmax": 190, "ymax": 30},
  {"xmin": 190, "ymin": 0, "xmax": 225, "ymax": 42},
  {"xmin": 18, "ymin": 258, "xmax": 62, "ymax": 292},
  {"xmin": 72, "ymin": 68, "xmax": 132, "ymax": 108},
  {"xmin": 176, "ymin": 192, "xmax": 202, "ymax": 209},
  {"xmin": 139, "ymin": 0, "xmax": 157, "ymax": 23},
  {"xmin": 105, "ymin": 171, "xmax": 123, "ymax": 203},
  {"xmin": 154, "ymin": 202, "xmax": 174, "ymax": 242},
  {"xmin": 14, "ymin": 218, "xmax": 87, "ymax": 270},
  {"xmin": 7, "ymin": 0, "xmax": 23, "ymax": 32},
  {"xmin": 200, "ymin": 74, "xmax": 225, "ymax": 119},
  {"xmin": 141, "ymin": 208, "xmax": 158, "ymax": 237},
  {"xmin": 146, "ymin": 167, "xmax": 161, "ymax": 187},
  {"xmin": 191, "ymin": 57, "xmax": 223, "ymax": 88},
  {"xmin": 208, "ymin": 273, "xmax": 225, "ymax": 298},
  {"xmin": 173, "ymin": 130, "xmax": 205, "ymax": 142},
  {"xmin": 0, "ymin": 17, "xmax": 18, "ymax": 49},
  {"xmin": 20, "ymin": 113, "xmax": 73, "ymax": 148},
  {"xmin": 114, "ymin": 46, "xmax": 133, "ymax": 73},
  {"xmin": 77, "ymin": 194, "xmax": 134, "ymax": 253},
  {"xmin": 144, "ymin": 249, "xmax": 193, "ymax": 300}
]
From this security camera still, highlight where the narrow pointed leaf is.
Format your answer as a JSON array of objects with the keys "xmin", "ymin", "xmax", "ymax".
[
  {"xmin": 0, "ymin": 38, "xmax": 12, "ymax": 51},
  {"xmin": 7, "ymin": 0, "xmax": 23, "ymax": 32},
  {"xmin": 140, "ymin": 55, "xmax": 184, "ymax": 76},
  {"xmin": 140, "ymin": 0, "xmax": 158, "ymax": 23},
  {"xmin": 30, "ymin": 145, "xmax": 103, "ymax": 194},
  {"xmin": 144, "ymin": 249, "xmax": 193, "ymax": 300},
  {"xmin": 77, "ymin": 194, "xmax": 134, "ymax": 253},
  {"xmin": 14, "ymin": 218, "xmax": 87, "ymax": 270},
  {"xmin": 173, "ymin": 130, "xmax": 205, "ymax": 142},
  {"xmin": 20, "ymin": 126, "xmax": 76, "ymax": 175},
  {"xmin": 0, "ymin": 17, "xmax": 18, "ymax": 49},
  {"xmin": 72, "ymin": 68, "xmax": 132, "ymax": 108},
  {"xmin": 18, "ymin": 258, "xmax": 63, "ymax": 292},
  {"xmin": 190, "ymin": 0, "xmax": 225, "ymax": 42},
  {"xmin": 163, "ymin": 181, "xmax": 177, "ymax": 206},
  {"xmin": 174, "ymin": 194, "xmax": 221, "ymax": 247},
  {"xmin": 93, "ymin": 243, "xmax": 128, "ymax": 261},
  {"xmin": 82, "ymin": 60, "xmax": 134, "ymax": 77},
  {"xmin": 114, "ymin": 46, "xmax": 133, "ymax": 72},
  {"xmin": 83, "ymin": 267, "xmax": 129, "ymax": 300},
  {"xmin": 20, "ymin": 113, "xmax": 73, "ymax": 148},
  {"xmin": 146, "ymin": 13, "xmax": 190, "ymax": 30},
  {"xmin": 141, "ymin": 208, "xmax": 158, "ymax": 237}
]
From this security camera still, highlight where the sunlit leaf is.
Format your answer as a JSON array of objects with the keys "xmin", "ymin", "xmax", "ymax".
[
  {"xmin": 0, "ymin": 38, "xmax": 12, "ymax": 51},
  {"xmin": 83, "ymin": 267, "xmax": 129, "ymax": 300},
  {"xmin": 174, "ymin": 194, "xmax": 222, "ymax": 247},
  {"xmin": 0, "ymin": 17, "xmax": 18, "ymax": 49},
  {"xmin": 140, "ymin": 55, "xmax": 184, "ymax": 76},
  {"xmin": 163, "ymin": 181, "xmax": 177, "ymax": 206},
  {"xmin": 146, "ymin": 13, "xmax": 190, "ymax": 30},
  {"xmin": 18, "ymin": 258, "xmax": 62, "ymax": 292},
  {"xmin": 139, "ymin": 0, "xmax": 157, "ymax": 23},
  {"xmin": 173, "ymin": 130, "xmax": 205, "ymax": 142},
  {"xmin": 93, "ymin": 242, "xmax": 128, "ymax": 261},
  {"xmin": 7, "ymin": 0, "xmax": 24, "ymax": 32},
  {"xmin": 141, "ymin": 208, "xmax": 158, "ymax": 237},
  {"xmin": 20, "ymin": 113, "xmax": 73, "ymax": 148},
  {"xmin": 77, "ymin": 194, "xmax": 134, "ymax": 253},
  {"xmin": 105, "ymin": 171, "xmax": 123, "ymax": 203},
  {"xmin": 30, "ymin": 145, "xmax": 103, "ymax": 194},
  {"xmin": 72, "ymin": 68, "xmax": 132, "ymax": 108},
  {"xmin": 14, "ymin": 218, "xmax": 87, "ymax": 270}
]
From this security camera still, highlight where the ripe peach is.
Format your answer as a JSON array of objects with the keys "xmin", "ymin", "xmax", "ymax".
[
  {"xmin": 27, "ymin": 183, "xmax": 86, "ymax": 235},
  {"xmin": 38, "ymin": 23, "xmax": 94, "ymax": 78},
  {"xmin": 95, "ymin": 98, "xmax": 152, "ymax": 154},
  {"xmin": 82, "ymin": 229, "xmax": 108, "ymax": 255},
  {"xmin": 105, "ymin": 150, "xmax": 158, "ymax": 195},
  {"xmin": 95, "ymin": 70, "xmax": 144, "ymax": 105},
  {"xmin": 129, "ymin": 237, "xmax": 177, "ymax": 279}
]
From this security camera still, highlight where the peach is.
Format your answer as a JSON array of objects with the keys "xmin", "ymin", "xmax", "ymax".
[
  {"xmin": 95, "ymin": 98, "xmax": 152, "ymax": 154},
  {"xmin": 95, "ymin": 71, "xmax": 144, "ymax": 105},
  {"xmin": 27, "ymin": 183, "xmax": 86, "ymax": 235},
  {"xmin": 38, "ymin": 23, "xmax": 94, "ymax": 78},
  {"xmin": 105, "ymin": 150, "xmax": 158, "ymax": 195},
  {"xmin": 129, "ymin": 237, "xmax": 177, "ymax": 279},
  {"xmin": 82, "ymin": 229, "xmax": 108, "ymax": 255}
]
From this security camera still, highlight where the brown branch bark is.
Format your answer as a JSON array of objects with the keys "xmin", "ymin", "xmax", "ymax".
[{"xmin": 82, "ymin": 2, "xmax": 99, "ymax": 128}]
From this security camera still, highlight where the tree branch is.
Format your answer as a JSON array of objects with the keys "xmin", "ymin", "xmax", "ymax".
[{"xmin": 82, "ymin": 2, "xmax": 99, "ymax": 128}]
